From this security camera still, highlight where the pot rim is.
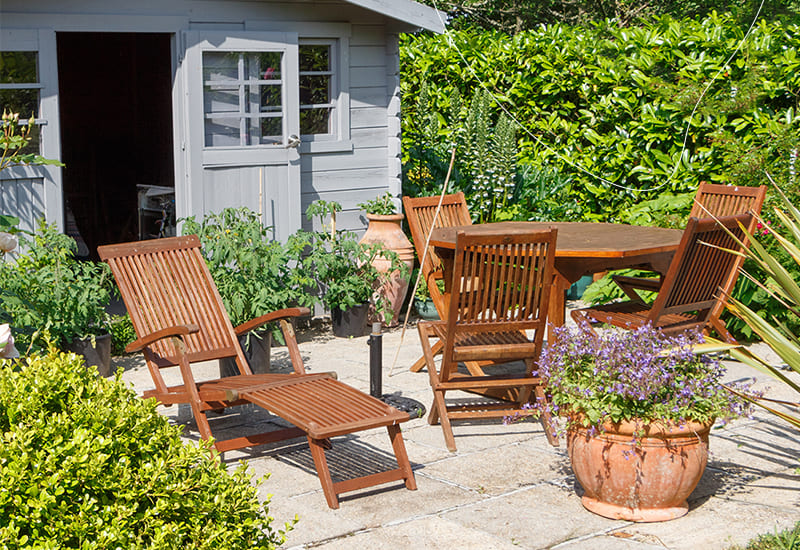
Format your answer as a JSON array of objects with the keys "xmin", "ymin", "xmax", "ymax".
[
  {"xmin": 569, "ymin": 415, "xmax": 714, "ymax": 438},
  {"xmin": 365, "ymin": 213, "xmax": 404, "ymax": 221}
]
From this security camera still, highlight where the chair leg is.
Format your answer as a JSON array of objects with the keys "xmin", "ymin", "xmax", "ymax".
[
  {"xmin": 388, "ymin": 424, "xmax": 417, "ymax": 490},
  {"xmin": 708, "ymin": 316, "xmax": 737, "ymax": 344},
  {"xmin": 410, "ymin": 339, "xmax": 443, "ymax": 372},
  {"xmin": 308, "ymin": 435, "xmax": 339, "ymax": 509}
]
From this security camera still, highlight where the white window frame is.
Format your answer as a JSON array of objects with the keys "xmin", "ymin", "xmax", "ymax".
[
  {"xmin": 245, "ymin": 21, "xmax": 352, "ymax": 154},
  {"xmin": 298, "ymin": 39, "xmax": 337, "ymax": 142}
]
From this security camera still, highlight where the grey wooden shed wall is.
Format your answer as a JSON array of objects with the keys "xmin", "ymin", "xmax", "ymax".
[{"xmin": 0, "ymin": 0, "xmax": 442, "ymax": 241}]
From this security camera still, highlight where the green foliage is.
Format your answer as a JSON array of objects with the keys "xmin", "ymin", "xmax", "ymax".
[
  {"xmin": 108, "ymin": 313, "xmax": 137, "ymax": 356},
  {"xmin": 302, "ymin": 201, "xmax": 409, "ymax": 316},
  {"xmin": 0, "ymin": 220, "xmax": 113, "ymax": 353},
  {"xmin": 181, "ymin": 208, "xmax": 314, "ymax": 340},
  {"xmin": 732, "ymin": 521, "xmax": 800, "ymax": 550},
  {"xmin": 0, "ymin": 350, "xmax": 293, "ymax": 548},
  {"xmin": 414, "ymin": 0, "xmax": 800, "ymax": 33},
  {"xmin": 494, "ymin": 164, "xmax": 582, "ymax": 222},
  {"xmin": 401, "ymin": 14, "xmax": 800, "ymax": 220},
  {"xmin": 723, "ymin": 178, "xmax": 800, "ymax": 430},
  {"xmin": 0, "ymin": 110, "xmax": 64, "ymax": 173},
  {"xmin": 358, "ymin": 192, "xmax": 399, "ymax": 215}
]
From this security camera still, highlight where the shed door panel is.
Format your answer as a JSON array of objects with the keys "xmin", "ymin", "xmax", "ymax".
[
  {"xmin": 0, "ymin": 29, "xmax": 62, "ymax": 233},
  {"xmin": 183, "ymin": 32, "xmax": 300, "ymax": 241}
]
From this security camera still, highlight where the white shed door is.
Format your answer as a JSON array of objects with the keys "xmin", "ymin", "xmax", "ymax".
[
  {"xmin": 0, "ymin": 29, "xmax": 63, "ymax": 234},
  {"xmin": 183, "ymin": 32, "xmax": 301, "ymax": 242}
]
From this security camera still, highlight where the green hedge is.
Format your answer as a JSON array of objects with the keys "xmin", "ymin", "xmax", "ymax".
[
  {"xmin": 401, "ymin": 13, "xmax": 800, "ymax": 219},
  {"xmin": 0, "ymin": 352, "xmax": 293, "ymax": 549}
]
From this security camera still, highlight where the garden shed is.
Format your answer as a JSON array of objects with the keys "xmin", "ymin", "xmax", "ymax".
[{"xmin": 0, "ymin": 0, "xmax": 443, "ymax": 256}]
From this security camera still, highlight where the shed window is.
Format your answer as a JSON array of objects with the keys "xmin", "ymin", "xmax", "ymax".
[
  {"xmin": 299, "ymin": 43, "xmax": 334, "ymax": 136},
  {"xmin": 0, "ymin": 51, "xmax": 41, "ymax": 154},
  {"xmin": 202, "ymin": 51, "xmax": 284, "ymax": 147}
]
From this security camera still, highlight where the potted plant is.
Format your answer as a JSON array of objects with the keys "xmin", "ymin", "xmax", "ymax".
[
  {"xmin": 304, "ymin": 200, "xmax": 407, "ymax": 337},
  {"xmin": 0, "ymin": 220, "xmax": 114, "ymax": 374},
  {"xmin": 529, "ymin": 324, "xmax": 755, "ymax": 522},
  {"xmin": 357, "ymin": 192, "xmax": 414, "ymax": 326},
  {"xmin": 182, "ymin": 207, "xmax": 314, "ymax": 375}
]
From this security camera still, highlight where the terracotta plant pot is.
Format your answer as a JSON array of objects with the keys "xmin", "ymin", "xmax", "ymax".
[
  {"xmin": 567, "ymin": 418, "xmax": 712, "ymax": 522},
  {"xmin": 359, "ymin": 213, "xmax": 414, "ymax": 327}
]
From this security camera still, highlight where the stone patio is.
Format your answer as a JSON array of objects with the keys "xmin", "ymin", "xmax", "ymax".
[{"xmin": 116, "ymin": 312, "xmax": 800, "ymax": 550}]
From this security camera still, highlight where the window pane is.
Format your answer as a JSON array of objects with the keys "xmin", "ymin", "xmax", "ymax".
[
  {"xmin": 259, "ymin": 84, "xmax": 281, "ymax": 111},
  {"xmin": 0, "ymin": 52, "xmax": 38, "ymax": 84},
  {"xmin": 203, "ymin": 52, "xmax": 239, "ymax": 82},
  {"xmin": 0, "ymin": 88, "xmax": 39, "ymax": 118},
  {"xmin": 205, "ymin": 117, "xmax": 242, "ymax": 147},
  {"xmin": 248, "ymin": 52, "xmax": 281, "ymax": 80},
  {"xmin": 300, "ymin": 75, "xmax": 331, "ymax": 105},
  {"xmin": 300, "ymin": 108, "xmax": 331, "ymax": 135},
  {"xmin": 204, "ymin": 85, "xmax": 239, "ymax": 114},
  {"xmin": 259, "ymin": 116, "xmax": 282, "ymax": 143},
  {"xmin": 299, "ymin": 45, "xmax": 330, "ymax": 72}
]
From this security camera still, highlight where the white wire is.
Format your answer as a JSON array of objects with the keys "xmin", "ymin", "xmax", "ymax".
[{"xmin": 425, "ymin": 0, "xmax": 766, "ymax": 193}]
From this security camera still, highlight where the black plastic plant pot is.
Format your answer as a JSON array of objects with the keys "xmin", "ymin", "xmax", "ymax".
[{"xmin": 331, "ymin": 303, "xmax": 370, "ymax": 338}]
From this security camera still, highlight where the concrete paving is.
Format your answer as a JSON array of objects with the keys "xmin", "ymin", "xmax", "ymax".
[{"xmin": 116, "ymin": 313, "xmax": 800, "ymax": 550}]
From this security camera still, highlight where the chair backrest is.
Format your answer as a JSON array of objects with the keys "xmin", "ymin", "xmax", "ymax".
[
  {"xmin": 446, "ymin": 229, "xmax": 557, "ymax": 347},
  {"xmin": 403, "ymin": 192, "xmax": 472, "ymax": 315},
  {"xmin": 98, "ymin": 235, "xmax": 250, "ymax": 375},
  {"xmin": 650, "ymin": 214, "xmax": 751, "ymax": 322},
  {"xmin": 690, "ymin": 183, "xmax": 766, "ymax": 221}
]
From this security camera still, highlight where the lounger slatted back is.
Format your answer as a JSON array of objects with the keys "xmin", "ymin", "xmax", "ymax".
[
  {"xmin": 98, "ymin": 235, "xmax": 416, "ymax": 509},
  {"xmin": 574, "ymin": 214, "xmax": 751, "ymax": 336},
  {"xmin": 417, "ymin": 228, "xmax": 559, "ymax": 452}
]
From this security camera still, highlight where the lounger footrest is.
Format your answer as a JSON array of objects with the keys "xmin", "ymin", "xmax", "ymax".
[{"xmin": 238, "ymin": 375, "xmax": 409, "ymax": 440}]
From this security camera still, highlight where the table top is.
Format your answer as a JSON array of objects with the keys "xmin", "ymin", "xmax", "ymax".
[{"xmin": 429, "ymin": 221, "xmax": 683, "ymax": 259}]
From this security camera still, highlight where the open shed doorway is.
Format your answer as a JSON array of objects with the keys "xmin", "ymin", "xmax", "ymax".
[{"xmin": 57, "ymin": 32, "xmax": 174, "ymax": 259}]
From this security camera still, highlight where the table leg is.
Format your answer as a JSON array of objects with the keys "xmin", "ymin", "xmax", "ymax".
[{"xmin": 547, "ymin": 273, "xmax": 570, "ymax": 342}]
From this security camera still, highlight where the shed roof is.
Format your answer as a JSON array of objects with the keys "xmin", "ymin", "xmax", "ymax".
[{"xmin": 343, "ymin": 0, "xmax": 446, "ymax": 33}]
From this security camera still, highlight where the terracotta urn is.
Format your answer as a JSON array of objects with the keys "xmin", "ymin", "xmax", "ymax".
[
  {"xmin": 567, "ymin": 418, "xmax": 712, "ymax": 522},
  {"xmin": 359, "ymin": 213, "xmax": 414, "ymax": 326}
]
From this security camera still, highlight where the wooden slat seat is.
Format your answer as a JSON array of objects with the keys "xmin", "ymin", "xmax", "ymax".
[
  {"xmin": 576, "ymin": 214, "xmax": 752, "ymax": 336},
  {"xmin": 98, "ymin": 235, "xmax": 416, "ymax": 509}
]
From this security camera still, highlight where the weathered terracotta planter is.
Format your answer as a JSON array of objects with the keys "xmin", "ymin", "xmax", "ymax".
[
  {"xmin": 567, "ymin": 418, "xmax": 712, "ymax": 522},
  {"xmin": 359, "ymin": 213, "xmax": 414, "ymax": 327}
]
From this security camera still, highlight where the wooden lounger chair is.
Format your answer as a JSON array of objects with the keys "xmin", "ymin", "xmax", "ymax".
[{"xmin": 98, "ymin": 235, "xmax": 416, "ymax": 509}]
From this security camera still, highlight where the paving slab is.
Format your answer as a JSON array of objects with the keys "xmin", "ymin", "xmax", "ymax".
[{"xmin": 117, "ymin": 319, "xmax": 800, "ymax": 549}]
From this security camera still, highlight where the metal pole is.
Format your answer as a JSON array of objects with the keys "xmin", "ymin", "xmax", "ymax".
[{"xmin": 368, "ymin": 321, "xmax": 382, "ymax": 398}]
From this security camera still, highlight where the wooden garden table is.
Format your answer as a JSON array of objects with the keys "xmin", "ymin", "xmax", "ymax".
[{"xmin": 428, "ymin": 221, "xmax": 683, "ymax": 338}]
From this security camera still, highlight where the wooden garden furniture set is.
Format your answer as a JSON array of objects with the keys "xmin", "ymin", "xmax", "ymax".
[
  {"xmin": 405, "ymin": 184, "xmax": 763, "ymax": 451},
  {"xmin": 98, "ymin": 183, "xmax": 764, "ymax": 504}
]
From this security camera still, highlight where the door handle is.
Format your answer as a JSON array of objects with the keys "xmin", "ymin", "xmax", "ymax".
[{"xmin": 285, "ymin": 134, "xmax": 301, "ymax": 148}]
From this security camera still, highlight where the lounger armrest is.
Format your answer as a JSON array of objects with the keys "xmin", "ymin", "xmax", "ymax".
[
  {"xmin": 125, "ymin": 324, "xmax": 200, "ymax": 353},
  {"xmin": 233, "ymin": 307, "xmax": 311, "ymax": 337}
]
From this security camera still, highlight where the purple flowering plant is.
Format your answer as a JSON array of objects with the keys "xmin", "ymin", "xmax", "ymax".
[{"xmin": 530, "ymin": 324, "xmax": 755, "ymax": 436}]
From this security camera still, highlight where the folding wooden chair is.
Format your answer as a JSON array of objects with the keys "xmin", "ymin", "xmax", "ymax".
[
  {"xmin": 417, "ymin": 228, "xmax": 559, "ymax": 452},
  {"xmin": 98, "ymin": 236, "xmax": 416, "ymax": 509},
  {"xmin": 403, "ymin": 192, "xmax": 473, "ymax": 373},
  {"xmin": 576, "ymin": 214, "xmax": 751, "ymax": 337},
  {"xmin": 613, "ymin": 184, "xmax": 765, "ymax": 342}
]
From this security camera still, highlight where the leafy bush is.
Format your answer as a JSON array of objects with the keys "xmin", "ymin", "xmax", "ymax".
[
  {"xmin": 0, "ymin": 220, "xmax": 113, "ymax": 353},
  {"xmin": 108, "ymin": 313, "xmax": 137, "ymax": 355},
  {"xmin": 182, "ymin": 207, "xmax": 315, "ymax": 340},
  {"xmin": 0, "ymin": 350, "xmax": 293, "ymax": 548},
  {"xmin": 401, "ymin": 14, "xmax": 800, "ymax": 220}
]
